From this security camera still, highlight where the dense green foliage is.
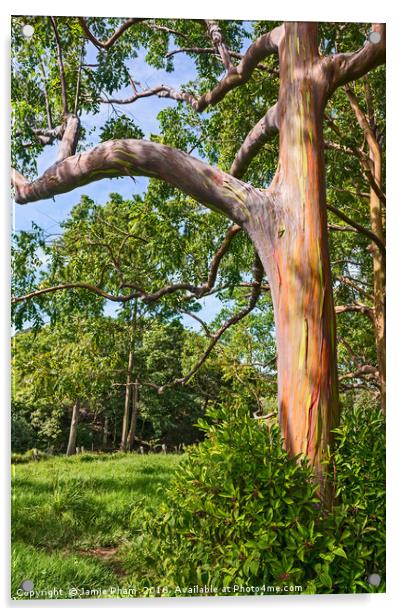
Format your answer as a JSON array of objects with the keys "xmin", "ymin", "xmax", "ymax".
[{"xmin": 125, "ymin": 401, "xmax": 385, "ymax": 595}]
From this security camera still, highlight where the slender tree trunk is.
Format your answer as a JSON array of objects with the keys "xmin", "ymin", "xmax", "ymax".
[
  {"xmin": 120, "ymin": 350, "xmax": 133, "ymax": 451},
  {"xmin": 369, "ymin": 144, "xmax": 386, "ymax": 413},
  {"xmin": 120, "ymin": 299, "xmax": 138, "ymax": 451},
  {"xmin": 66, "ymin": 401, "xmax": 79, "ymax": 456},
  {"xmin": 103, "ymin": 416, "xmax": 109, "ymax": 448},
  {"xmin": 248, "ymin": 23, "xmax": 340, "ymax": 507},
  {"xmin": 126, "ymin": 379, "xmax": 139, "ymax": 450},
  {"xmin": 344, "ymin": 84, "xmax": 386, "ymax": 413}
]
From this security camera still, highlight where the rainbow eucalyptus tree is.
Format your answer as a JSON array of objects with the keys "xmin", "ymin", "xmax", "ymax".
[{"xmin": 11, "ymin": 17, "xmax": 385, "ymax": 504}]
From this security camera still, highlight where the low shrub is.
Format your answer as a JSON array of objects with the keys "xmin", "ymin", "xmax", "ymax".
[{"xmin": 126, "ymin": 402, "xmax": 385, "ymax": 595}]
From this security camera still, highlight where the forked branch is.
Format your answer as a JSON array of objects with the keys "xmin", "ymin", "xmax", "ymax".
[
  {"xmin": 100, "ymin": 24, "xmax": 283, "ymax": 113},
  {"xmin": 78, "ymin": 17, "xmax": 145, "ymax": 50}
]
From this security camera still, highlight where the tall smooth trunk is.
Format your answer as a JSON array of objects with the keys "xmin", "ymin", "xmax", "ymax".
[
  {"xmin": 126, "ymin": 379, "xmax": 139, "ymax": 451},
  {"xmin": 120, "ymin": 350, "xmax": 133, "ymax": 451},
  {"xmin": 248, "ymin": 23, "xmax": 340, "ymax": 507},
  {"xmin": 103, "ymin": 416, "xmax": 109, "ymax": 447},
  {"xmin": 66, "ymin": 401, "xmax": 79, "ymax": 456}
]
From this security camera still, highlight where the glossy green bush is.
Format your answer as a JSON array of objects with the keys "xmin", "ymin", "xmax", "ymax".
[{"xmin": 128, "ymin": 402, "xmax": 385, "ymax": 595}]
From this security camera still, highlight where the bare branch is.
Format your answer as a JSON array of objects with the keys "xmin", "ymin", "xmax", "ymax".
[
  {"xmin": 78, "ymin": 17, "xmax": 144, "ymax": 50},
  {"xmin": 180, "ymin": 310, "xmax": 212, "ymax": 337},
  {"xmin": 196, "ymin": 224, "xmax": 242, "ymax": 295},
  {"xmin": 99, "ymin": 84, "xmax": 198, "ymax": 107},
  {"xmin": 100, "ymin": 24, "xmax": 283, "ymax": 113},
  {"xmin": 343, "ymin": 84, "xmax": 379, "ymax": 153},
  {"xmin": 339, "ymin": 364, "xmax": 379, "ymax": 381},
  {"xmin": 336, "ymin": 275, "xmax": 373, "ymax": 301},
  {"xmin": 56, "ymin": 114, "xmax": 81, "ymax": 162},
  {"xmin": 204, "ymin": 20, "xmax": 233, "ymax": 71},
  {"xmin": 74, "ymin": 40, "xmax": 85, "ymax": 116},
  {"xmin": 12, "ymin": 282, "xmax": 140, "ymax": 305},
  {"xmin": 165, "ymin": 47, "xmax": 277, "ymax": 73},
  {"xmin": 328, "ymin": 223, "xmax": 357, "ymax": 233},
  {"xmin": 39, "ymin": 62, "xmax": 53, "ymax": 131},
  {"xmin": 150, "ymin": 255, "xmax": 264, "ymax": 393},
  {"xmin": 326, "ymin": 202, "xmax": 385, "ymax": 255},
  {"xmin": 335, "ymin": 303, "xmax": 374, "ymax": 319},
  {"xmin": 325, "ymin": 127, "xmax": 386, "ymax": 205}
]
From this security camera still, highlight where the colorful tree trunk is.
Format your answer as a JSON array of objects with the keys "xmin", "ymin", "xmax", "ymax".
[{"xmin": 247, "ymin": 23, "xmax": 339, "ymax": 505}]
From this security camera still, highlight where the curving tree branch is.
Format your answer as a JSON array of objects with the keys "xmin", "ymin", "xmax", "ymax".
[
  {"xmin": 326, "ymin": 202, "xmax": 385, "ymax": 255},
  {"xmin": 230, "ymin": 103, "xmax": 279, "ymax": 178},
  {"xmin": 49, "ymin": 17, "xmax": 69, "ymax": 117},
  {"xmin": 12, "ymin": 224, "xmax": 242, "ymax": 306},
  {"xmin": 11, "ymin": 139, "xmax": 262, "ymax": 225},
  {"xmin": 78, "ymin": 17, "xmax": 145, "ymax": 50},
  {"xmin": 99, "ymin": 24, "xmax": 283, "ymax": 113},
  {"xmin": 327, "ymin": 23, "xmax": 386, "ymax": 94},
  {"xmin": 204, "ymin": 20, "xmax": 233, "ymax": 71},
  {"xmin": 148, "ymin": 255, "xmax": 264, "ymax": 393},
  {"xmin": 335, "ymin": 303, "xmax": 374, "ymax": 319},
  {"xmin": 165, "ymin": 47, "xmax": 277, "ymax": 73}
]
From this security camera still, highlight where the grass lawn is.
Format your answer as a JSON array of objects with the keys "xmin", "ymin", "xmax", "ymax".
[{"xmin": 11, "ymin": 452, "xmax": 181, "ymax": 600}]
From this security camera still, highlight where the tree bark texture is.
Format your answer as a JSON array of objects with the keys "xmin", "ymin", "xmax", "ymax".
[{"xmin": 246, "ymin": 24, "xmax": 339, "ymax": 505}]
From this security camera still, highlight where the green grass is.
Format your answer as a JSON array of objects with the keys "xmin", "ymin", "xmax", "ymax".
[{"xmin": 11, "ymin": 452, "xmax": 180, "ymax": 600}]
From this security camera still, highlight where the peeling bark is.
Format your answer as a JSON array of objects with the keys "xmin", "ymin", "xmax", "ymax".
[
  {"xmin": 11, "ymin": 140, "xmax": 258, "ymax": 226},
  {"xmin": 246, "ymin": 23, "xmax": 340, "ymax": 506}
]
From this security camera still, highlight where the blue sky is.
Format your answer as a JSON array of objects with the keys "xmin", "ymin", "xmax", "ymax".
[{"xmin": 13, "ymin": 29, "xmax": 251, "ymax": 328}]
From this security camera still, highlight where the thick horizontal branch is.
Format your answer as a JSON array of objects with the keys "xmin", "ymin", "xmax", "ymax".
[
  {"xmin": 12, "ymin": 139, "xmax": 260, "ymax": 225},
  {"xmin": 335, "ymin": 303, "xmax": 374, "ymax": 319},
  {"xmin": 327, "ymin": 23, "xmax": 386, "ymax": 93},
  {"xmin": 339, "ymin": 364, "xmax": 379, "ymax": 381},
  {"xmin": 230, "ymin": 103, "xmax": 279, "ymax": 178},
  {"xmin": 343, "ymin": 84, "xmax": 379, "ymax": 154},
  {"xmin": 99, "ymin": 84, "xmax": 198, "ymax": 107},
  {"xmin": 78, "ymin": 17, "xmax": 145, "ymax": 50}
]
